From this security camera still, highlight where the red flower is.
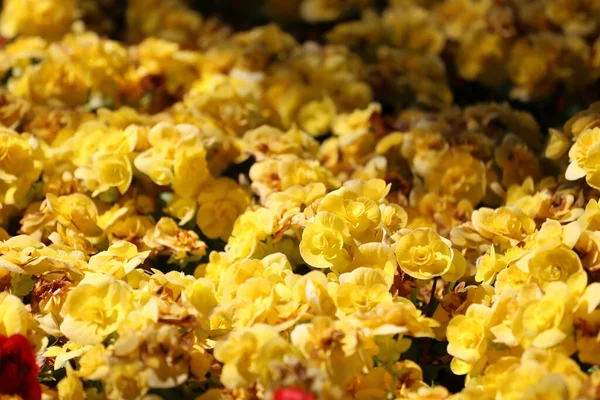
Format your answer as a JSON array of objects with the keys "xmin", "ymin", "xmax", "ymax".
[
  {"xmin": 0, "ymin": 334, "xmax": 41, "ymax": 400},
  {"xmin": 274, "ymin": 387, "xmax": 315, "ymax": 400}
]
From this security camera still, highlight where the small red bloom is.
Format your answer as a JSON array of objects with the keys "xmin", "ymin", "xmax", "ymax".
[
  {"xmin": 273, "ymin": 387, "xmax": 315, "ymax": 400},
  {"xmin": 0, "ymin": 334, "xmax": 41, "ymax": 400}
]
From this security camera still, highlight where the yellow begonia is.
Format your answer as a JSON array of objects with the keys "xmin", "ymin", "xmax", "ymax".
[
  {"xmin": 183, "ymin": 278, "xmax": 218, "ymax": 318},
  {"xmin": 520, "ymin": 245, "xmax": 587, "ymax": 296},
  {"xmin": 46, "ymin": 193, "xmax": 103, "ymax": 238},
  {"xmin": 297, "ymin": 97, "xmax": 337, "ymax": 136},
  {"xmin": 498, "ymin": 348, "xmax": 586, "ymax": 400},
  {"xmin": 578, "ymin": 198, "xmax": 600, "ymax": 231},
  {"xmin": 10, "ymin": 58, "xmax": 91, "ymax": 107},
  {"xmin": 290, "ymin": 316, "xmax": 377, "ymax": 386},
  {"xmin": 165, "ymin": 195, "xmax": 197, "ymax": 226},
  {"xmin": 349, "ymin": 242, "xmax": 396, "ymax": 285},
  {"xmin": 87, "ymin": 241, "xmax": 150, "ymax": 278},
  {"xmin": 265, "ymin": 182, "xmax": 327, "ymax": 222},
  {"xmin": 573, "ymin": 283, "xmax": 600, "ymax": 365},
  {"xmin": 75, "ymin": 153, "xmax": 133, "ymax": 197},
  {"xmin": 394, "ymin": 227, "xmax": 464, "ymax": 281},
  {"xmin": 335, "ymin": 267, "xmax": 392, "ymax": 315},
  {"xmin": 290, "ymin": 270, "xmax": 337, "ymax": 317},
  {"xmin": 447, "ymin": 304, "xmax": 491, "ymax": 375},
  {"xmin": 472, "ymin": 207, "xmax": 536, "ymax": 248},
  {"xmin": 143, "ymin": 217, "xmax": 207, "ymax": 261},
  {"xmin": 3, "ymin": 4, "xmax": 600, "ymax": 399},
  {"xmin": 0, "ymin": 129, "xmax": 44, "ymax": 207},
  {"xmin": 103, "ymin": 361, "xmax": 149, "ymax": 400},
  {"xmin": 60, "ymin": 274, "xmax": 134, "ymax": 345},
  {"xmin": 512, "ymin": 282, "xmax": 576, "ymax": 351},
  {"xmin": 566, "ymin": 127, "xmax": 600, "ymax": 189},
  {"xmin": 349, "ymin": 299, "xmax": 439, "ymax": 338},
  {"xmin": 43, "ymin": 343, "xmax": 92, "ymax": 371},
  {"xmin": 546, "ymin": 128, "xmax": 571, "ymax": 160},
  {"xmin": 229, "ymin": 277, "xmax": 282, "ymax": 328},
  {"xmin": 475, "ymin": 245, "xmax": 503, "ymax": 285},
  {"xmin": 57, "ymin": 364, "xmax": 86, "ymax": 400},
  {"xmin": 318, "ymin": 187, "xmax": 381, "ymax": 237},
  {"xmin": 196, "ymin": 177, "xmax": 250, "ymax": 241},
  {"xmin": 214, "ymin": 324, "xmax": 289, "ymax": 389},
  {"xmin": 242, "ymin": 125, "xmax": 319, "ymax": 161},
  {"xmin": 249, "ymin": 156, "xmax": 340, "ymax": 200},
  {"xmin": 342, "ymin": 179, "xmax": 389, "ymax": 203},
  {"xmin": 0, "ymin": 292, "xmax": 37, "ymax": 336},
  {"xmin": 425, "ymin": 149, "xmax": 486, "ymax": 205},
  {"xmin": 0, "ymin": 0, "xmax": 76, "ymax": 41},
  {"xmin": 494, "ymin": 263, "xmax": 533, "ymax": 295},
  {"xmin": 300, "ymin": 211, "xmax": 351, "ymax": 271},
  {"xmin": 134, "ymin": 122, "xmax": 210, "ymax": 198}
]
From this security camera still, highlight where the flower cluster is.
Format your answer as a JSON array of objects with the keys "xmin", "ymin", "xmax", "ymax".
[
  {"xmin": 3, "ymin": 1, "xmax": 600, "ymax": 400},
  {"xmin": 323, "ymin": 0, "xmax": 600, "ymax": 102}
]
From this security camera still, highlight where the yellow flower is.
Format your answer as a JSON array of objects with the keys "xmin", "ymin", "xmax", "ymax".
[
  {"xmin": 349, "ymin": 242, "xmax": 397, "ymax": 285},
  {"xmin": 566, "ymin": 127, "xmax": 600, "ymax": 189},
  {"xmin": 228, "ymin": 277, "xmax": 280, "ymax": 328},
  {"xmin": 75, "ymin": 153, "xmax": 133, "ymax": 197},
  {"xmin": 499, "ymin": 361, "xmax": 568, "ymax": 400},
  {"xmin": 578, "ymin": 198, "xmax": 600, "ymax": 231},
  {"xmin": 380, "ymin": 203, "xmax": 408, "ymax": 233},
  {"xmin": 318, "ymin": 187, "xmax": 381, "ymax": 237},
  {"xmin": 103, "ymin": 361, "xmax": 149, "ymax": 400},
  {"xmin": 144, "ymin": 217, "xmax": 207, "ymax": 261},
  {"xmin": 394, "ymin": 228, "xmax": 463, "ymax": 281},
  {"xmin": 545, "ymin": 128, "xmax": 571, "ymax": 160},
  {"xmin": 0, "ymin": 129, "xmax": 44, "ymax": 207},
  {"xmin": 521, "ymin": 246, "xmax": 587, "ymax": 296},
  {"xmin": 487, "ymin": 286, "xmax": 519, "ymax": 347},
  {"xmin": 172, "ymin": 133, "xmax": 210, "ymax": 198},
  {"xmin": 475, "ymin": 246, "xmax": 505, "ymax": 285},
  {"xmin": 183, "ymin": 278, "xmax": 218, "ymax": 318},
  {"xmin": 46, "ymin": 193, "xmax": 103, "ymax": 238},
  {"xmin": 265, "ymin": 182, "xmax": 327, "ymax": 221},
  {"xmin": 291, "ymin": 316, "xmax": 376, "ymax": 386},
  {"xmin": 425, "ymin": 149, "xmax": 486, "ymax": 205},
  {"xmin": 0, "ymin": 292, "xmax": 36, "ymax": 336},
  {"xmin": 512, "ymin": 282, "xmax": 575, "ymax": 350},
  {"xmin": 213, "ymin": 324, "xmax": 285, "ymax": 389},
  {"xmin": 87, "ymin": 241, "xmax": 150, "ymax": 278},
  {"xmin": 43, "ymin": 343, "xmax": 92, "ymax": 371},
  {"xmin": 297, "ymin": 97, "xmax": 336, "ymax": 137},
  {"xmin": 299, "ymin": 211, "xmax": 351, "ymax": 271},
  {"xmin": 249, "ymin": 156, "xmax": 340, "ymax": 200},
  {"xmin": 300, "ymin": 0, "xmax": 347, "ymax": 22},
  {"xmin": 573, "ymin": 283, "xmax": 600, "ymax": 365},
  {"xmin": 335, "ymin": 267, "xmax": 392, "ymax": 315},
  {"xmin": 472, "ymin": 207, "xmax": 536, "ymax": 248},
  {"xmin": 60, "ymin": 274, "xmax": 134, "ymax": 345},
  {"xmin": 164, "ymin": 195, "xmax": 197, "ymax": 226},
  {"xmin": 447, "ymin": 304, "xmax": 491, "ymax": 375},
  {"xmin": 290, "ymin": 270, "xmax": 337, "ymax": 317},
  {"xmin": 230, "ymin": 207, "xmax": 274, "ymax": 245},
  {"xmin": 134, "ymin": 122, "xmax": 210, "ymax": 197},
  {"xmin": 11, "ymin": 59, "xmax": 91, "ymax": 107},
  {"xmin": 0, "ymin": 0, "xmax": 76, "ymax": 41},
  {"xmin": 196, "ymin": 178, "xmax": 250, "ymax": 241},
  {"xmin": 495, "ymin": 264, "xmax": 533, "ymax": 295},
  {"xmin": 498, "ymin": 348, "xmax": 585, "ymax": 400},
  {"xmin": 57, "ymin": 364, "xmax": 85, "ymax": 400},
  {"xmin": 242, "ymin": 125, "xmax": 319, "ymax": 161},
  {"xmin": 350, "ymin": 299, "xmax": 439, "ymax": 338}
]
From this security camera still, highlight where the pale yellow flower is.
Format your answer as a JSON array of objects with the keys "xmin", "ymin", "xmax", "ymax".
[{"xmin": 60, "ymin": 274, "xmax": 134, "ymax": 345}]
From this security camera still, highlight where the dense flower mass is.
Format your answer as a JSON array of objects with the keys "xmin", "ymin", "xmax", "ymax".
[{"xmin": 5, "ymin": 0, "xmax": 600, "ymax": 399}]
